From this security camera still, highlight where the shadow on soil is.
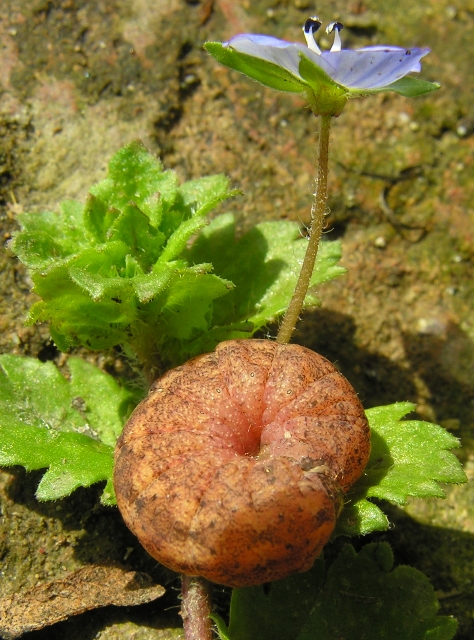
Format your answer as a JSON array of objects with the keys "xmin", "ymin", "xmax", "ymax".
[
  {"xmin": 6, "ymin": 469, "xmax": 474, "ymax": 639},
  {"xmin": 298, "ymin": 308, "xmax": 474, "ymax": 451},
  {"xmin": 3, "ymin": 306, "xmax": 474, "ymax": 638}
]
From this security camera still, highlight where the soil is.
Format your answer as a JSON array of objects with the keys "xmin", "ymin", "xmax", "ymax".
[{"xmin": 0, "ymin": 0, "xmax": 473, "ymax": 637}]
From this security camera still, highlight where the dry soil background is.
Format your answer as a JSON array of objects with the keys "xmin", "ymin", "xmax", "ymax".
[{"xmin": 0, "ymin": 0, "xmax": 473, "ymax": 638}]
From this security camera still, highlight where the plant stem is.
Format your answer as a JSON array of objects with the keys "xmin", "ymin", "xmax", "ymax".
[
  {"xmin": 181, "ymin": 575, "xmax": 214, "ymax": 640},
  {"xmin": 276, "ymin": 113, "xmax": 332, "ymax": 345}
]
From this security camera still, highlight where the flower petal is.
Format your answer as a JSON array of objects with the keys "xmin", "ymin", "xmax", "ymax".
[
  {"xmin": 320, "ymin": 48, "xmax": 430, "ymax": 89},
  {"xmin": 225, "ymin": 35, "xmax": 336, "ymax": 82},
  {"xmin": 225, "ymin": 35, "xmax": 431, "ymax": 92}
]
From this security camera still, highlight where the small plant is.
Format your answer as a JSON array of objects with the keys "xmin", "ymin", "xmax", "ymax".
[{"xmin": 0, "ymin": 14, "xmax": 466, "ymax": 640}]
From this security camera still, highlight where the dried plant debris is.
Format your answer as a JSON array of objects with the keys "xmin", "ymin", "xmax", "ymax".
[{"xmin": 0, "ymin": 565, "xmax": 165, "ymax": 639}]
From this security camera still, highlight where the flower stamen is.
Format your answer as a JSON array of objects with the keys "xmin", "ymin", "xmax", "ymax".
[
  {"xmin": 303, "ymin": 17, "xmax": 322, "ymax": 55},
  {"xmin": 326, "ymin": 21, "xmax": 344, "ymax": 52}
]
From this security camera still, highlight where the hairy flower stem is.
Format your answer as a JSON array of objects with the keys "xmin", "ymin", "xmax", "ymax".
[
  {"xmin": 276, "ymin": 114, "xmax": 332, "ymax": 345},
  {"xmin": 181, "ymin": 575, "xmax": 214, "ymax": 640}
]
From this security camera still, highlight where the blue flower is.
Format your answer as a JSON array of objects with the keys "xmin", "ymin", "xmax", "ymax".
[{"xmin": 205, "ymin": 17, "xmax": 439, "ymax": 116}]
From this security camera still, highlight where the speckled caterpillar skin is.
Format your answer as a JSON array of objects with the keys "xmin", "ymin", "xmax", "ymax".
[{"xmin": 114, "ymin": 340, "xmax": 370, "ymax": 587}]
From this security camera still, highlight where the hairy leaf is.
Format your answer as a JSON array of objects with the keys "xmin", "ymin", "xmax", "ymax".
[
  {"xmin": 11, "ymin": 143, "xmax": 344, "ymax": 369},
  {"xmin": 10, "ymin": 200, "xmax": 89, "ymax": 270},
  {"xmin": 336, "ymin": 403, "xmax": 467, "ymax": 536},
  {"xmin": 0, "ymin": 355, "xmax": 139, "ymax": 505},
  {"xmin": 186, "ymin": 212, "xmax": 345, "ymax": 339},
  {"xmin": 10, "ymin": 141, "xmax": 239, "ymax": 369}
]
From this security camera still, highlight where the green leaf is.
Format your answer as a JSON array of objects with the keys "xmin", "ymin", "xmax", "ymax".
[
  {"xmin": 204, "ymin": 42, "xmax": 307, "ymax": 94},
  {"xmin": 224, "ymin": 558, "xmax": 325, "ymax": 640},
  {"xmin": 0, "ymin": 355, "xmax": 139, "ymax": 504},
  {"xmin": 11, "ymin": 141, "xmax": 238, "ymax": 369},
  {"xmin": 217, "ymin": 544, "xmax": 456, "ymax": 640},
  {"xmin": 178, "ymin": 174, "xmax": 240, "ymax": 217},
  {"xmin": 87, "ymin": 139, "xmax": 179, "ymax": 230},
  {"xmin": 67, "ymin": 357, "xmax": 140, "ymax": 446},
  {"xmin": 187, "ymin": 213, "xmax": 345, "ymax": 332},
  {"xmin": 10, "ymin": 200, "xmax": 89, "ymax": 269},
  {"xmin": 158, "ymin": 177, "xmax": 240, "ymax": 265},
  {"xmin": 336, "ymin": 403, "xmax": 467, "ymax": 536},
  {"xmin": 152, "ymin": 268, "xmax": 234, "ymax": 341},
  {"xmin": 11, "ymin": 141, "xmax": 342, "ymax": 369},
  {"xmin": 106, "ymin": 202, "xmax": 166, "ymax": 270},
  {"xmin": 298, "ymin": 543, "xmax": 457, "ymax": 640}
]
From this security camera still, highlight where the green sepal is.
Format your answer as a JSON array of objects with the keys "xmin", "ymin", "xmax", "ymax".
[
  {"xmin": 350, "ymin": 76, "xmax": 441, "ymax": 98},
  {"xmin": 204, "ymin": 42, "xmax": 307, "ymax": 94},
  {"xmin": 204, "ymin": 42, "xmax": 349, "ymax": 116},
  {"xmin": 298, "ymin": 53, "xmax": 348, "ymax": 115}
]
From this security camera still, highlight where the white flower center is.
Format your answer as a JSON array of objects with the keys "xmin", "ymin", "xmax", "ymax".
[{"xmin": 302, "ymin": 17, "xmax": 344, "ymax": 54}]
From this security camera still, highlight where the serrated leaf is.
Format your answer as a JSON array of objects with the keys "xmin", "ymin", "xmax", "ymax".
[
  {"xmin": 0, "ymin": 355, "xmax": 85, "ymax": 432},
  {"xmin": 88, "ymin": 139, "xmax": 179, "ymax": 229},
  {"xmin": 365, "ymin": 404, "xmax": 466, "ymax": 500},
  {"xmin": 34, "ymin": 432, "xmax": 114, "ymax": 502},
  {"xmin": 131, "ymin": 263, "xmax": 180, "ymax": 303},
  {"xmin": 142, "ymin": 268, "xmax": 235, "ymax": 364},
  {"xmin": 0, "ymin": 355, "xmax": 138, "ymax": 504},
  {"xmin": 187, "ymin": 213, "xmax": 345, "ymax": 330},
  {"xmin": 0, "ymin": 421, "xmax": 115, "ymax": 503},
  {"xmin": 10, "ymin": 200, "xmax": 89, "ymax": 269},
  {"xmin": 298, "ymin": 543, "xmax": 457, "ymax": 640},
  {"xmin": 106, "ymin": 202, "xmax": 166, "ymax": 270},
  {"xmin": 11, "ymin": 142, "xmax": 239, "ymax": 369},
  {"xmin": 335, "ymin": 403, "xmax": 467, "ymax": 537},
  {"xmin": 336, "ymin": 497, "xmax": 390, "ymax": 537},
  {"xmin": 178, "ymin": 174, "xmax": 239, "ymax": 215},
  {"xmin": 29, "ymin": 258, "xmax": 137, "ymax": 352},
  {"xmin": 67, "ymin": 357, "xmax": 141, "ymax": 446},
  {"xmin": 83, "ymin": 195, "xmax": 121, "ymax": 244},
  {"xmin": 157, "ymin": 215, "xmax": 213, "ymax": 265},
  {"xmin": 224, "ymin": 558, "xmax": 325, "ymax": 640},
  {"xmin": 217, "ymin": 544, "xmax": 456, "ymax": 640},
  {"xmin": 159, "ymin": 177, "xmax": 239, "ymax": 265}
]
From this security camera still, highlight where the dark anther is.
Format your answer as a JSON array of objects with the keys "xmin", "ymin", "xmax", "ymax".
[
  {"xmin": 303, "ymin": 17, "xmax": 322, "ymax": 34},
  {"xmin": 326, "ymin": 21, "xmax": 344, "ymax": 34}
]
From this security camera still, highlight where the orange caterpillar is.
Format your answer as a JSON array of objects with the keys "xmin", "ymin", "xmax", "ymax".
[{"xmin": 114, "ymin": 340, "xmax": 370, "ymax": 588}]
